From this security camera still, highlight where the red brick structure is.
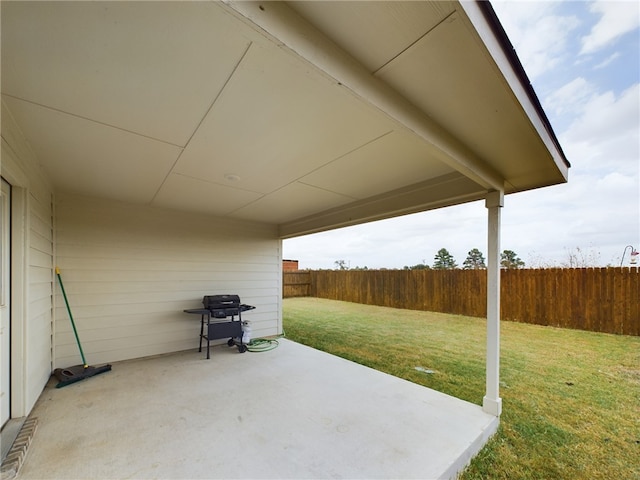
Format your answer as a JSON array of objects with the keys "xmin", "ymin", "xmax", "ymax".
[{"xmin": 282, "ymin": 259, "xmax": 299, "ymax": 271}]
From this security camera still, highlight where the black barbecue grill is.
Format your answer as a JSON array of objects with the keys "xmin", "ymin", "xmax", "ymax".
[{"xmin": 183, "ymin": 294, "xmax": 255, "ymax": 359}]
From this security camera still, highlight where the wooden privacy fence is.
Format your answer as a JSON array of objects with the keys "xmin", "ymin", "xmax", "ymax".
[
  {"xmin": 283, "ymin": 268, "xmax": 639, "ymax": 336},
  {"xmin": 283, "ymin": 271, "xmax": 312, "ymax": 297}
]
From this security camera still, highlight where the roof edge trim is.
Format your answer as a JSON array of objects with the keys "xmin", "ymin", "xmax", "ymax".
[{"xmin": 466, "ymin": 1, "xmax": 570, "ymax": 170}]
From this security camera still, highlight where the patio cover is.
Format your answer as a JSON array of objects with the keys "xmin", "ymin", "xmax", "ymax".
[
  {"xmin": 1, "ymin": 1, "xmax": 569, "ymax": 237},
  {"xmin": 1, "ymin": 1, "xmax": 569, "ymax": 421}
]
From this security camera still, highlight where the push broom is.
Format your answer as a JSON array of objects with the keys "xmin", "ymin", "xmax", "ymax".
[{"xmin": 53, "ymin": 267, "xmax": 111, "ymax": 388}]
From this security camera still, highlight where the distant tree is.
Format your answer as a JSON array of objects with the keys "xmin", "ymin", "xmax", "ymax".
[
  {"xmin": 463, "ymin": 248, "xmax": 486, "ymax": 269},
  {"xmin": 334, "ymin": 260, "xmax": 349, "ymax": 270},
  {"xmin": 433, "ymin": 248, "xmax": 457, "ymax": 269},
  {"xmin": 500, "ymin": 250, "xmax": 525, "ymax": 269},
  {"xmin": 404, "ymin": 263, "xmax": 430, "ymax": 270}
]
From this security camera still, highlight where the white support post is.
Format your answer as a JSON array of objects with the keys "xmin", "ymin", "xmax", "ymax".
[{"xmin": 484, "ymin": 190, "xmax": 503, "ymax": 416}]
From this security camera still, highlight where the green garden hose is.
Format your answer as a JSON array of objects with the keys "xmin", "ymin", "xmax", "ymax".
[
  {"xmin": 246, "ymin": 338, "xmax": 279, "ymax": 352},
  {"xmin": 246, "ymin": 329, "xmax": 285, "ymax": 352}
]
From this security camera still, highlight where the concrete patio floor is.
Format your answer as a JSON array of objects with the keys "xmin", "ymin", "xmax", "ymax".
[{"xmin": 15, "ymin": 339, "xmax": 498, "ymax": 479}]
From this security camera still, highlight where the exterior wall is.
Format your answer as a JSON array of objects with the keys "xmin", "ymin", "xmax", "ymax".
[
  {"xmin": 1, "ymin": 97, "xmax": 281, "ymax": 417},
  {"xmin": 54, "ymin": 193, "xmax": 281, "ymax": 367},
  {"xmin": 1, "ymin": 101, "xmax": 55, "ymax": 417}
]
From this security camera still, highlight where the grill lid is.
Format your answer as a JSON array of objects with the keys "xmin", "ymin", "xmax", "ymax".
[{"xmin": 203, "ymin": 294, "xmax": 241, "ymax": 310}]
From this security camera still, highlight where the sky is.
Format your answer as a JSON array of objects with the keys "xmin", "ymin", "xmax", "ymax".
[{"xmin": 283, "ymin": 0, "xmax": 640, "ymax": 270}]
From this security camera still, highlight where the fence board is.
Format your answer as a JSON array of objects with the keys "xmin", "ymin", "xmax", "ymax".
[
  {"xmin": 282, "ymin": 271, "xmax": 311, "ymax": 298},
  {"xmin": 631, "ymin": 268, "xmax": 640, "ymax": 335},
  {"xmin": 284, "ymin": 268, "xmax": 640, "ymax": 336}
]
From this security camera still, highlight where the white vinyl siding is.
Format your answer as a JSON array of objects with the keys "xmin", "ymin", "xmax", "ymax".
[
  {"xmin": 1, "ymin": 100, "xmax": 55, "ymax": 416},
  {"xmin": 54, "ymin": 193, "xmax": 281, "ymax": 367},
  {"xmin": 26, "ymin": 188, "xmax": 54, "ymax": 406}
]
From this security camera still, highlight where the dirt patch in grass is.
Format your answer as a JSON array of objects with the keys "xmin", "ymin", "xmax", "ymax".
[{"xmin": 610, "ymin": 366, "xmax": 640, "ymax": 384}]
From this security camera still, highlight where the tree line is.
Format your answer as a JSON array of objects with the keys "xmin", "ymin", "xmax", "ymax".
[
  {"xmin": 334, "ymin": 248, "xmax": 525, "ymax": 271},
  {"xmin": 405, "ymin": 247, "xmax": 525, "ymax": 270}
]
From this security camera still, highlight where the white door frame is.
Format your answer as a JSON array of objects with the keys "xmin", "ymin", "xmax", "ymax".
[
  {"xmin": 1, "ymin": 178, "xmax": 11, "ymax": 427},
  {"xmin": 0, "ymin": 161, "xmax": 28, "ymax": 420}
]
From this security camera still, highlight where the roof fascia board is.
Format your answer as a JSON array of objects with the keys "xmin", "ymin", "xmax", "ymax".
[
  {"xmin": 279, "ymin": 173, "xmax": 486, "ymax": 238},
  {"xmin": 459, "ymin": 0, "xmax": 570, "ymax": 179},
  {"xmin": 221, "ymin": 0, "xmax": 505, "ymax": 192}
]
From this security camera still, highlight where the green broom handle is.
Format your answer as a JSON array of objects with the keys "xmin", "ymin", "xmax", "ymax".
[{"xmin": 56, "ymin": 267, "xmax": 88, "ymax": 368}]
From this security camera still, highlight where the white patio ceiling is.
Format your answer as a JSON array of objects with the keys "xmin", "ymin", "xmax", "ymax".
[{"xmin": 1, "ymin": 1, "xmax": 568, "ymax": 238}]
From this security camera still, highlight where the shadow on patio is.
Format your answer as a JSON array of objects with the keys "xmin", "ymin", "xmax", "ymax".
[{"xmin": 16, "ymin": 339, "xmax": 498, "ymax": 479}]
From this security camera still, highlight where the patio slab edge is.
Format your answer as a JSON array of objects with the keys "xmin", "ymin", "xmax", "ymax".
[{"xmin": 441, "ymin": 414, "xmax": 499, "ymax": 479}]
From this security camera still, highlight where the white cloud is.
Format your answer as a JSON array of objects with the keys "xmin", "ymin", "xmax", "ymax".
[
  {"xmin": 544, "ymin": 77, "xmax": 595, "ymax": 116},
  {"xmin": 580, "ymin": 0, "xmax": 640, "ymax": 55},
  {"xmin": 593, "ymin": 51, "xmax": 621, "ymax": 69},
  {"xmin": 545, "ymin": 79, "xmax": 640, "ymax": 137},
  {"xmin": 561, "ymin": 83, "xmax": 640, "ymax": 172},
  {"xmin": 596, "ymin": 171, "xmax": 637, "ymax": 192},
  {"xmin": 491, "ymin": 1, "xmax": 580, "ymax": 80}
]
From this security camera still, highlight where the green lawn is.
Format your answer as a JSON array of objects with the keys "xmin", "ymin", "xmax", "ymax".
[{"xmin": 283, "ymin": 297, "xmax": 640, "ymax": 480}]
